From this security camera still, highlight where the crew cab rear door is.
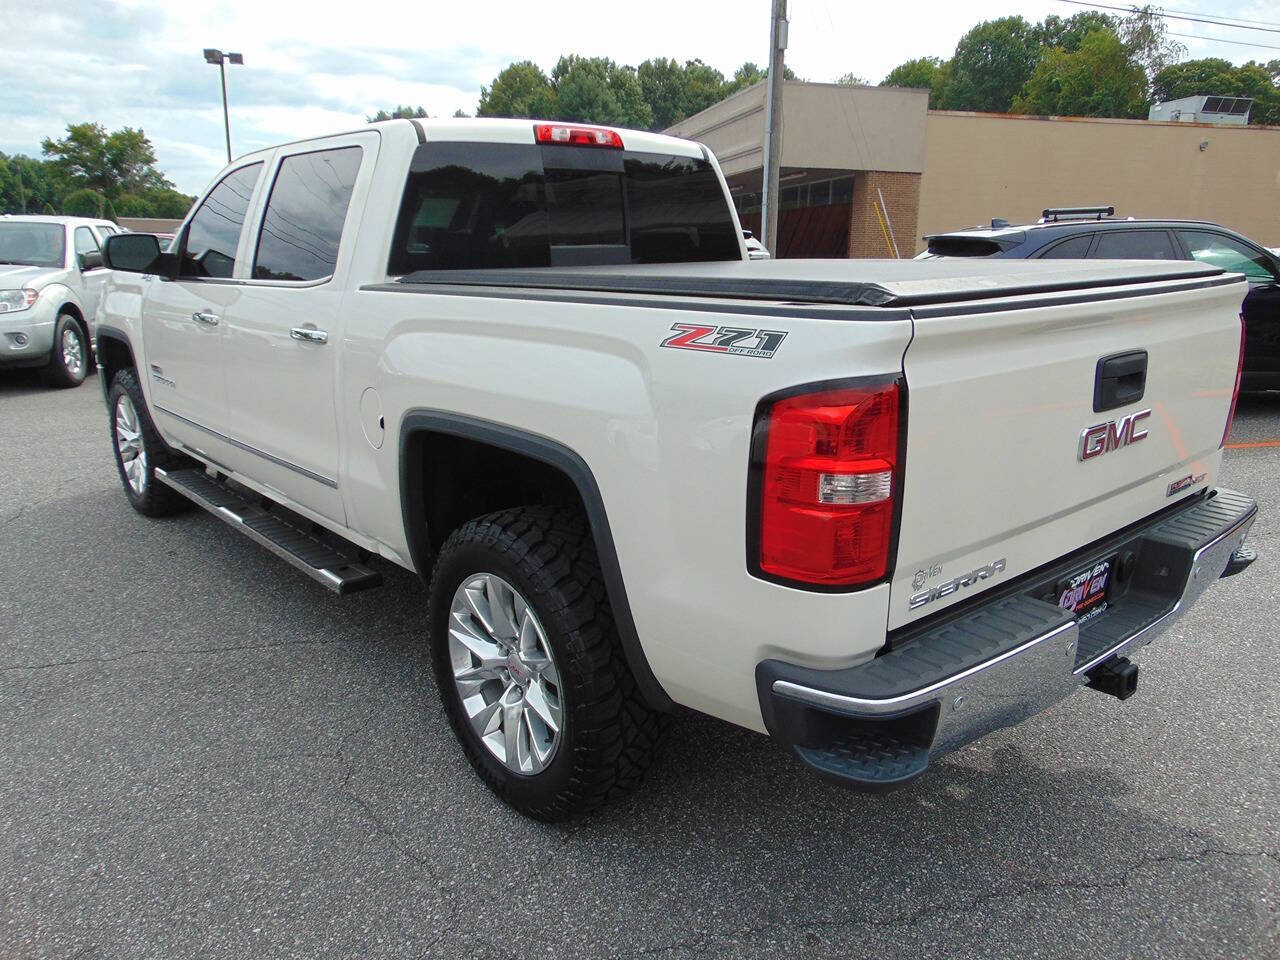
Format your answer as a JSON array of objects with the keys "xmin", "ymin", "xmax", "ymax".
[{"xmin": 889, "ymin": 264, "xmax": 1245, "ymax": 629}]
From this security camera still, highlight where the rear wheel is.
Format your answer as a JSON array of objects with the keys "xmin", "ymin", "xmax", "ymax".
[
  {"xmin": 427, "ymin": 506, "xmax": 667, "ymax": 821},
  {"xmin": 44, "ymin": 313, "xmax": 87, "ymax": 388},
  {"xmin": 108, "ymin": 368, "xmax": 189, "ymax": 517}
]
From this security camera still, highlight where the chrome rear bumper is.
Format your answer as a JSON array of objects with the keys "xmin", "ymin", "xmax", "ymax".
[{"xmin": 757, "ymin": 489, "xmax": 1258, "ymax": 789}]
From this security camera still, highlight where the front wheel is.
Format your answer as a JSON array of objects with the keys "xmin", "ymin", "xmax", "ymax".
[
  {"xmin": 427, "ymin": 506, "xmax": 667, "ymax": 821},
  {"xmin": 44, "ymin": 313, "xmax": 88, "ymax": 388},
  {"xmin": 108, "ymin": 369, "xmax": 189, "ymax": 517}
]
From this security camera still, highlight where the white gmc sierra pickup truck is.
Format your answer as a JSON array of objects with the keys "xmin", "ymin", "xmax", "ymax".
[{"xmin": 95, "ymin": 118, "xmax": 1257, "ymax": 820}]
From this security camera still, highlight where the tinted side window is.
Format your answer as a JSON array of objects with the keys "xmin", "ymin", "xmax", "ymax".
[
  {"xmin": 181, "ymin": 162, "xmax": 264, "ymax": 279},
  {"xmin": 253, "ymin": 146, "xmax": 362, "ymax": 282},
  {"xmin": 390, "ymin": 143, "xmax": 549, "ymax": 274},
  {"xmin": 1178, "ymin": 230, "xmax": 1278, "ymax": 283},
  {"xmin": 74, "ymin": 226, "xmax": 100, "ymax": 255},
  {"xmin": 1037, "ymin": 234, "xmax": 1092, "ymax": 258},
  {"xmin": 1091, "ymin": 230, "xmax": 1177, "ymax": 260}
]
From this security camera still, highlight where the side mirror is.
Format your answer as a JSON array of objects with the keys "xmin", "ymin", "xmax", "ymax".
[
  {"xmin": 103, "ymin": 233, "xmax": 173, "ymax": 278},
  {"xmin": 79, "ymin": 250, "xmax": 104, "ymax": 271}
]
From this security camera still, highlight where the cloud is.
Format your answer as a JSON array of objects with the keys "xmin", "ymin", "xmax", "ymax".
[{"xmin": 4, "ymin": 0, "xmax": 1271, "ymax": 195}]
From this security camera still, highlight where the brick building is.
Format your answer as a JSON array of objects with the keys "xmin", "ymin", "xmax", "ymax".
[{"xmin": 665, "ymin": 80, "xmax": 1280, "ymax": 257}]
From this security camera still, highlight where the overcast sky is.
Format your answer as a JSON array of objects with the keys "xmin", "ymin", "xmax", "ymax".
[{"xmin": 5, "ymin": 0, "xmax": 1276, "ymax": 194}]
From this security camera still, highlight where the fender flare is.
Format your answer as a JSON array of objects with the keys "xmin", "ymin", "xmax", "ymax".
[
  {"xmin": 92, "ymin": 325, "xmax": 136, "ymax": 404},
  {"xmin": 94, "ymin": 324, "xmax": 134, "ymax": 355},
  {"xmin": 399, "ymin": 410, "xmax": 674, "ymax": 712}
]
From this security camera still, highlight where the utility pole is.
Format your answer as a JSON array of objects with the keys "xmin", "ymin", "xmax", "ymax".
[
  {"xmin": 203, "ymin": 49, "xmax": 244, "ymax": 164},
  {"xmin": 760, "ymin": 0, "xmax": 788, "ymax": 256}
]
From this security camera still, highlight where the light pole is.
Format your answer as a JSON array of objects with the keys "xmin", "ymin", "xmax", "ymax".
[{"xmin": 203, "ymin": 48, "xmax": 244, "ymax": 164}]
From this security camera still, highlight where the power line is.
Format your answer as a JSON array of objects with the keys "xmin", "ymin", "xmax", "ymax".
[
  {"xmin": 1159, "ymin": 7, "xmax": 1280, "ymax": 29},
  {"xmin": 1165, "ymin": 29, "xmax": 1280, "ymax": 51},
  {"xmin": 1057, "ymin": 0, "xmax": 1280, "ymax": 34}
]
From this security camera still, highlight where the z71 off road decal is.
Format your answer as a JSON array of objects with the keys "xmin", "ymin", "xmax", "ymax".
[{"xmin": 660, "ymin": 324, "xmax": 788, "ymax": 359}]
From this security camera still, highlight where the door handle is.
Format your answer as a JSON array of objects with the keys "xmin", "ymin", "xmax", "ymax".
[
  {"xmin": 290, "ymin": 326, "xmax": 328, "ymax": 344},
  {"xmin": 191, "ymin": 311, "xmax": 219, "ymax": 326}
]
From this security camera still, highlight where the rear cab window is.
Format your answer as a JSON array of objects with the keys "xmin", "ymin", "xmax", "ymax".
[{"xmin": 388, "ymin": 140, "xmax": 741, "ymax": 274}]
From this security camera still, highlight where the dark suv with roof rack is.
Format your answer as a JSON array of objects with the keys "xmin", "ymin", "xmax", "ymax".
[{"xmin": 921, "ymin": 207, "xmax": 1280, "ymax": 391}]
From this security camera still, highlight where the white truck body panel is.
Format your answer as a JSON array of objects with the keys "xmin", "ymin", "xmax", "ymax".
[{"xmin": 891, "ymin": 275, "xmax": 1241, "ymax": 628}]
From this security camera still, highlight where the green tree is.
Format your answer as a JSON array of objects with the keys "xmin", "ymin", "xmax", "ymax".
[
  {"xmin": 682, "ymin": 60, "xmax": 728, "ymax": 119},
  {"xmin": 115, "ymin": 193, "xmax": 154, "ymax": 218},
  {"xmin": 42, "ymin": 123, "xmax": 171, "ymax": 199},
  {"xmin": 1120, "ymin": 5, "xmax": 1185, "ymax": 91},
  {"xmin": 4, "ymin": 155, "xmax": 67, "ymax": 214},
  {"xmin": 139, "ymin": 187, "xmax": 194, "ymax": 220},
  {"xmin": 941, "ymin": 16, "xmax": 1040, "ymax": 112},
  {"xmin": 1034, "ymin": 11, "xmax": 1116, "ymax": 53},
  {"xmin": 722, "ymin": 62, "xmax": 796, "ymax": 95},
  {"xmin": 880, "ymin": 56, "xmax": 950, "ymax": 107},
  {"xmin": 477, "ymin": 61, "xmax": 557, "ymax": 118},
  {"xmin": 1152, "ymin": 58, "xmax": 1280, "ymax": 125},
  {"xmin": 637, "ymin": 57, "xmax": 685, "ymax": 128},
  {"xmin": 549, "ymin": 56, "xmax": 653, "ymax": 129},
  {"xmin": 0, "ymin": 155, "xmax": 18, "ymax": 214},
  {"xmin": 452, "ymin": 108, "xmax": 470, "ymax": 118},
  {"xmin": 637, "ymin": 58, "xmax": 728, "ymax": 128},
  {"xmin": 1014, "ymin": 29, "xmax": 1147, "ymax": 118},
  {"xmin": 836, "ymin": 73, "xmax": 871, "ymax": 86},
  {"xmin": 62, "ymin": 187, "xmax": 105, "ymax": 217},
  {"xmin": 367, "ymin": 105, "xmax": 428, "ymax": 122},
  {"xmin": 726, "ymin": 62, "xmax": 765, "ymax": 94},
  {"xmin": 102, "ymin": 196, "xmax": 119, "ymax": 224}
]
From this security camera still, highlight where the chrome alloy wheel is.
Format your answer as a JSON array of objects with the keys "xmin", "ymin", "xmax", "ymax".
[
  {"xmin": 61, "ymin": 327, "xmax": 84, "ymax": 378},
  {"xmin": 448, "ymin": 573, "xmax": 564, "ymax": 775},
  {"xmin": 114, "ymin": 393, "xmax": 148, "ymax": 495}
]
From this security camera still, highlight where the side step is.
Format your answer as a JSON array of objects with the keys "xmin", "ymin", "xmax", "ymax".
[{"xmin": 154, "ymin": 467, "xmax": 382, "ymax": 595}]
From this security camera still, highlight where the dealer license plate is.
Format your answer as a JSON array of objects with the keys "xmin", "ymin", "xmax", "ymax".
[{"xmin": 1057, "ymin": 556, "xmax": 1114, "ymax": 623}]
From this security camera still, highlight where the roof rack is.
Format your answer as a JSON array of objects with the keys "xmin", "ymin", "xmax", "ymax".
[{"xmin": 1040, "ymin": 206, "xmax": 1114, "ymax": 223}]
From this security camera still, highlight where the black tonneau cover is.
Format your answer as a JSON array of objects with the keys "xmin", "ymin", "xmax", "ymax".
[{"xmin": 395, "ymin": 258, "xmax": 1228, "ymax": 309}]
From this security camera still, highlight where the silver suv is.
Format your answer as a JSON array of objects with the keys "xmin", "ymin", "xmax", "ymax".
[{"xmin": 0, "ymin": 215, "xmax": 120, "ymax": 387}]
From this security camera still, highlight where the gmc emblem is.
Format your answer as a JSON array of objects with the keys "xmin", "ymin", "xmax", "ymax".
[{"xmin": 1078, "ymin": 409, "xmax": 1152, "ymax": 461}]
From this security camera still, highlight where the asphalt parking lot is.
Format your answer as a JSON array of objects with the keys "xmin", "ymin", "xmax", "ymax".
[{"xmin": 1, "ymin": 370, "xmax": 1277, "ymax": 959}]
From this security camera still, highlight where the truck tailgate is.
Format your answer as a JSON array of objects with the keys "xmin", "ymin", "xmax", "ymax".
[{"xmin": 889, "ymin": 269, "xmax": 1246, "ymax": 629}]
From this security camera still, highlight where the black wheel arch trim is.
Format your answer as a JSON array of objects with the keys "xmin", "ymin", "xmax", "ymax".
[
  {"xmin": 93, "ymin": 325, "xmax": 136, "ymax": 404},
  {"xmin": 94, "ymin": 324, "xmax": 134, "ymax": 356},
  {"xmin": 398, "ymin": 410, "xmax": 675, "ymax": 712}
]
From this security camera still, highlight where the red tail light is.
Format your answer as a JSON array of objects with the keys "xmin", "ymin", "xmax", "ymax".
[
  {"xmin": 1221, "ymin": 314, "xmax": 1246, "ymax": 448},
  {"xmin": 751, "ymin": 380, "xmax": 902, "ymax": 588},
  {"xmin": 534, "ymin": 123, "xmax": 624, "ymax": 149}
]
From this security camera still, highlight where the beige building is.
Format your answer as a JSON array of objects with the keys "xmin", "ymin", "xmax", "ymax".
[{"xmin": 666, "ymin": 81, "xmax": 1280, "ymax": 257}]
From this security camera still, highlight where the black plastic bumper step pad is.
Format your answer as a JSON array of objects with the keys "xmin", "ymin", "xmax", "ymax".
[
  {"xmin": 154, "ymin": 467, "xmax": 382, "ymax": 595},
  {"xmin": 795, "ymin": 732, "xmax": 930, "ymax": 789}
]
